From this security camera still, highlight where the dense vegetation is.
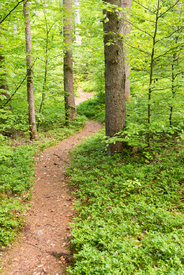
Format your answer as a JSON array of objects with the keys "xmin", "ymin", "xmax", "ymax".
[
  {"xmin": 67, "ymin": 105, "xmax": 184, "ymax": 274},
  {"xmin": 0, "ymin": 0, "xmax": 184, "ymax": 274}
]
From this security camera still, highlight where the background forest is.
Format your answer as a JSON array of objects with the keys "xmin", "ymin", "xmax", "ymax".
[{"xmin": 0, "ymin": 0, "xmax": 184, "ymax": 274}]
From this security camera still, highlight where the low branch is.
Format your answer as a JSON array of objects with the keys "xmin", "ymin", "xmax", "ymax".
[{"xmin": 0, "ymin": 0, "xmax": 25, "ymax": 24}]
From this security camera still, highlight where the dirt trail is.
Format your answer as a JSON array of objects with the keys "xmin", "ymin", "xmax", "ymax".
[
  {"xmin": 75, "ymin": 88, "xmax": 94, "ymax": 105},
  {"xmin": 1, "ymin": 92, "xmax": 102, "ymax": 275}
]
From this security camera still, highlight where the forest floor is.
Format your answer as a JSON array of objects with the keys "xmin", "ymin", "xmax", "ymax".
[{"xmin": 0, "ymin": 90, "xmax": 102, "ymax": 275}]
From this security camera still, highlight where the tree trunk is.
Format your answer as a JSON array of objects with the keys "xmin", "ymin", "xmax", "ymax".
[
  {"xmin": 63, "ymin": 0, "xmax": 76, "ymax": 125},
  {"xmin": 23, "ymin": 1, "xmax": 36, "ymax": 140},
  {"xmin": 123, "ymin": 0, "xmax": 132, "ymax": 100},
  {"xmin": 74, "ymin": 0, "xmax": 81, "ymax": 45},
  {"xmin": 0, "ymin": 27, "xmax": 9, "ymax": 99},
  {"xmin": 103, "ymin": 0, "xmax": 126, "ymax": 156},
  {"xmin": 0, "ymin": 55, "xmax": 9, "ymax": 95}
]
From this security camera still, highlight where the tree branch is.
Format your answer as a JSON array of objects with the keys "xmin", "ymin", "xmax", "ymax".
[
  {"xmin": 132, "ymin": 0, "xmax": 155, "ymax": 14},
  {"xmin": 155, "ymin": 26, "xmax": 184, "ymax": 44},
  {"xmin": 124, "ymin": 19, "xmax": 153, "ymax": 38},
  {"xmin": 2, "ymin": 58, "xmax": 37, "ymax": 107},
  {"xmin": 158, "ymin": 0, "xmax": 181, "ymax": 18},
  {"xmin": 125, "ymin": 41, "xmax": 151, "ymax": 56},
  {"xmin": 0, "ymin": 0, "xmax": 25, "ymax": 24},
  {"xmin": 154, "ymin": 43, "xmax": 184, "ymax": 62}
]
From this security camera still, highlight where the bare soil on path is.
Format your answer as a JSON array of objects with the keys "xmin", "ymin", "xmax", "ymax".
[{"xmin": 1, "ymin": 92, "xmax": 102, "ymax": 275}]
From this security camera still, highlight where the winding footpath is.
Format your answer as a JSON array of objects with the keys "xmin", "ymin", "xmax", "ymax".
[{"xmin": 1, "ymin": 92, "xmax": 102, "ymax": 275}]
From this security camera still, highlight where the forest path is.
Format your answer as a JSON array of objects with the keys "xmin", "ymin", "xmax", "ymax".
[{"xmin": 1, "ymin": 91, "xmax": 102, "ymax": 275}]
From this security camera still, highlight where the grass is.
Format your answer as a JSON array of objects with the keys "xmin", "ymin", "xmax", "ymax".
[{"xmin": 66, "ymin": 131, "xmax": 184, "ymax": 274}]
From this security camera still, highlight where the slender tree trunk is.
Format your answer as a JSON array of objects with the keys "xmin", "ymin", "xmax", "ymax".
[
  {"xmin": 24, "ymin": 0, "xmax": 36, "ymax": 140},
  {"xmin": 38, "ymin": 10, "xmax": 49, "ymax": 116},
  {"xmin": 0, "ymin": 55, "xmax": 9, "ymax": 95},
  {"xmin": 63, "ymin": 0, "xmax": 76, "ymax": 126},
  {"xmin": 74, "ymin": 0, "xmax": 81, "ymax": 45},
  {"xmin": 147, "ymin": 0, "xmax": 160, "ymax": 146},
  {"xmin": 103, "ymin": 0, "xmax": 126, "ymax": 156},
  {"xmin": 0, "ymin": 28, "xmax": 9, "ymax": 99},
  {"xmin": 169, "ymin": 0, "xmax": 182, "ymax": 126},
  {"xmin": 123, "ymin": 0, "xmax": 132, "ymax": 100},
  {"xmin": 169, "ymin": 53, "xmax": 177, "ymax": 127}
]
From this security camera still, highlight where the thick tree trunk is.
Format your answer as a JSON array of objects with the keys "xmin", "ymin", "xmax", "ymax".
[
  {"xmin": 103, "ymin": 0, "xmax": 126, "ymax": 155},
  {"xmin": 63, "ymin": 0, "xmax": 76, "ymax": 125},
  {"xmin": 24, "ymin": 1, "xmax": 36, "ymax": 140},
  {"xmin": 123, "ymin": 0, "xmax": 132, "ymax": 100}
]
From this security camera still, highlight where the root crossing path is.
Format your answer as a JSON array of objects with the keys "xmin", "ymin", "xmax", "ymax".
[{"xmin": 1, "ymin": 121, "xmax": 103, "ymax": 275}]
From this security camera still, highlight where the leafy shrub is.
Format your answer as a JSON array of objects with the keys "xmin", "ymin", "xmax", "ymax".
[{"xmin": 0, "ymin": 143, "xmax": 36, "ymax": 246}]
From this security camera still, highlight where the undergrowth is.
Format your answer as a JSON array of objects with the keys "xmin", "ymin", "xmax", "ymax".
[
  {"xmin": 0, "ymin": 143, "xmax": 36, "ymax": 246},
  {"xmin": 66, "ymin": 131, "xmax": 184, "ymax": 274}
]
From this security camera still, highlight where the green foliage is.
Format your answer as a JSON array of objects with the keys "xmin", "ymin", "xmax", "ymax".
[
  {"xmin": 129, "ymin": 0, "xmax": 184, "ymax": 137},
  {"xmin": 66, "ymin": 132, "xmax": 184, "ymax": 274},
  {"xmin": 0, "ymin": 144, "xmax": 36, "ymax": 246},
  {"xmin": 74, "ymin": 0, "xmax": 105, "ymax": 95},
  {"xmin": 37, "ymin": 115, "xmax": 87, "ymax": 150},
  {"xmin": 77, "ymin": 93, "xmax": 105, "ymax": 123}
]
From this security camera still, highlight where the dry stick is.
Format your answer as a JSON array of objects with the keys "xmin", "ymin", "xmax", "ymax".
[
  {"xmin": 0, "ymin": 0, "xmax": 25, "ymax": 24},
  {"xmin": 24, "ymin": 241, "xmax": 42, "ymax": 251},
  {"xmin": 53, "ymin": 153, "xmax": 69, "ymax": 164},
  {"xmin": 2, "ymin": 58, "xmax": 37, "ymax": 107}
]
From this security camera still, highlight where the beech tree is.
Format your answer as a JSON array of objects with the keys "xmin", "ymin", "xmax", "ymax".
[
  {"xmin": 24, "ymin": 0, "xmax": 36, "ymax": 139},
  {"xmin": 103, "ymin": 0, "xmax": 126, "ymax": 155},
  {"xmin": 63, "ymin": 0, "xmax": 76, "ymax": 125}
]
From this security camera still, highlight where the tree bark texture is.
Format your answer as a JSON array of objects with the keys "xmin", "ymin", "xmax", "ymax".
[
  {"xmin": 123, "ymin": 0, "xmax": 132, "ymax": 100},
  {"xmin": 103, "ymin": 0, "xmax": 126, "ymax": 155},
  {"xmin": 63, "ymin": 0, "xmax": 76, "ymax": 125},
  {"xmin": 24, "ymin": 1, "xmax": 36, "ymax": 139}
]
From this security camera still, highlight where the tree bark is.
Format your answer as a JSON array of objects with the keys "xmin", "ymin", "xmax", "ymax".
[
  {"xmin": 63, "ymin": 0, "xmax": 76, "ymax": 125},
  {"xmin": 123, "ymin": 0, "xmax": 132, "ymax": 100},
  {"xmin": 24, "ymin": 1, "xmax": 36, "ymax": 140},
  {"xmin": 103, "ymin": 0, "xmax": 126, "ymax": 155}
]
